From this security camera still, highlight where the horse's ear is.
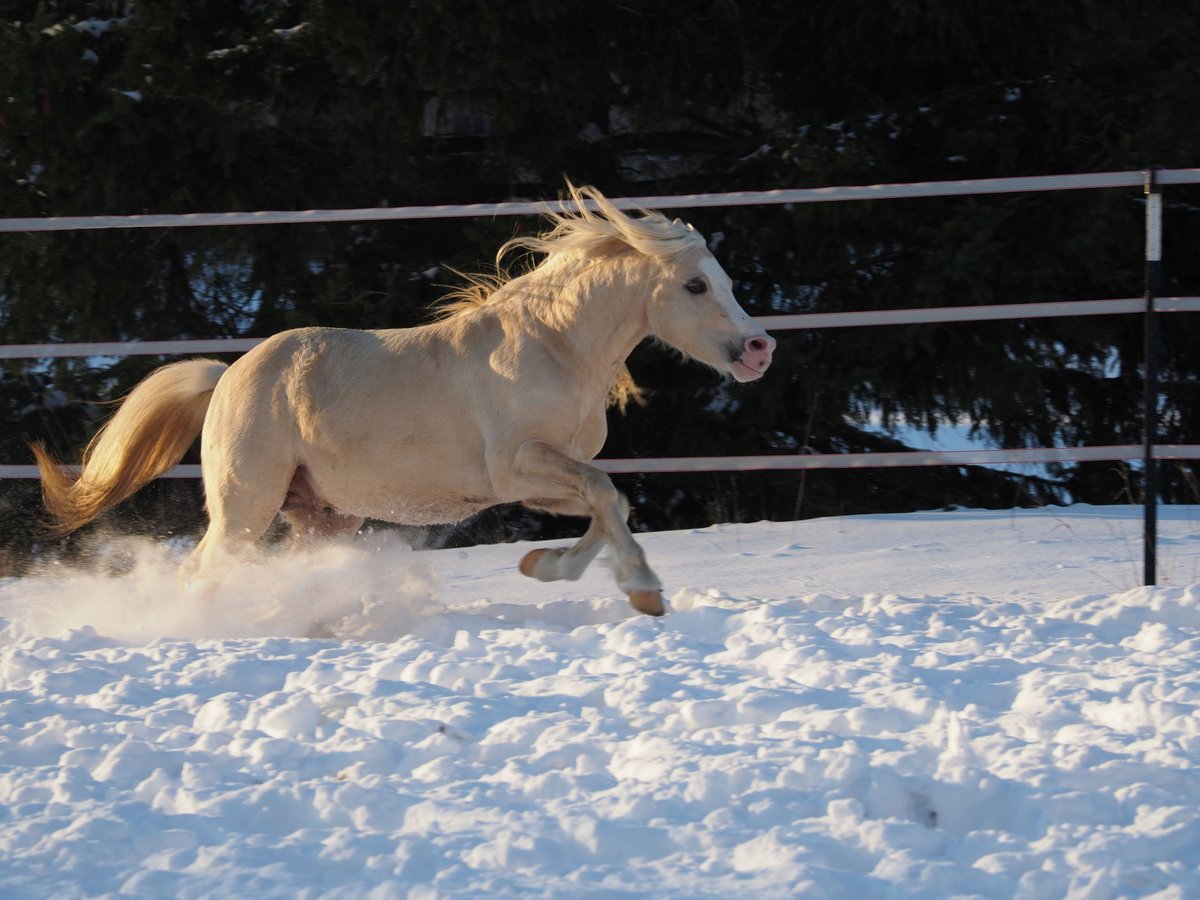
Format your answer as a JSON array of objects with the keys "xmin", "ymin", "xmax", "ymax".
[{"xmin": 671, "ymin": 217, "xmax": 696, "ymax": 232}]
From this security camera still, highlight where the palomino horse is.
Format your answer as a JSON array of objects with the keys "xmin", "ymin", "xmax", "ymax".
[{"xmin": 33, "ymin": 184, "xmax": 775, "ymax": 615}]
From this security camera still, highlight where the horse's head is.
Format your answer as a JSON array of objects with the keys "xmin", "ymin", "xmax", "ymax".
[
  {"xmin": 496, "ymin": 183, "xmax": 775, "ymax": 383},
  {"xmin": 646, "ymin": 245, "xmax": 776, "ymax": 383}
]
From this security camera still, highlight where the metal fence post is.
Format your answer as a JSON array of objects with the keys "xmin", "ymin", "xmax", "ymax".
[{"xmin": 1144, "ymin": 166, "xmax": 1163, "ymax": 586}]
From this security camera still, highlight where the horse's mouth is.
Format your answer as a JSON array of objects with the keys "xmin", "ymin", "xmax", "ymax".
[{"xmin": 729, "ymin": 358, "xmax": 767, "ymax": 382}]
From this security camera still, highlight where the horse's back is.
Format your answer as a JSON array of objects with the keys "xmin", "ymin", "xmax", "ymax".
[{"xmin": 205, "ymin": 324, "xmax": 499, "ymax": 523}]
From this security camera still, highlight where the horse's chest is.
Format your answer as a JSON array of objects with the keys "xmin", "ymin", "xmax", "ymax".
[{"xmin": 568, "ymin": 411, "xmax": 608, "ymax": 461}]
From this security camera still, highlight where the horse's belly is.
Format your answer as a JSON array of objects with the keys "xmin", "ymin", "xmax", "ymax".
[
  {"xmin": 338, "ymin": 494, "xmax": 495, "ymax": 526},
  {"xmin": 299, "ymin": 425, "xmax": 496, "ymax": 524},
  {"xmin": 317, "ymin": 466, "xmax": 495, "ymax": 523}
]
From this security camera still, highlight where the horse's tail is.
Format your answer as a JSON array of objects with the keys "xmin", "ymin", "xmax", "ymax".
[{"xmin": 32, "ymin": 358, "xmax": 229, "ymax": 536}]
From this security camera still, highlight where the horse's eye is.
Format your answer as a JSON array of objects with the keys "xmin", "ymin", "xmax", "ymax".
[{"xmin": 684, "ymin": 278, "xmax": 707, "ymax": 295}]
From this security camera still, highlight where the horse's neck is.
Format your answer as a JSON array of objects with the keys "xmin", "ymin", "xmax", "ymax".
[{"xmin": 517, "ymin": 254, "xmax": 650, "ymax": 383}]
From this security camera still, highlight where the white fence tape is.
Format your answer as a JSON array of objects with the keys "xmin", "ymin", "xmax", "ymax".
[
  {"xmin": 0, "ymin": 337, "xmax": 263, "ymax": 360},
  {"xmin": 602, "ymin": 444, "xmax": 1200, "ymax": 473},
  {"xmin": 7, "ymin": 296, "xmax": 1200, "ymax": 361},
  {"xmin": 6, "ymin": 168, "xmax": 1200, "ymax": 479},
  {"xmin": 755, "ymin": 297, "xmax": 1145, "ymax": 332},
  {"xmin": 5, "ymin": 169, "xmax": 1199, "ymax": 235},
  {"xmin": 6, "ymin": 444, "xmax": 1200, "ymax": 481}
]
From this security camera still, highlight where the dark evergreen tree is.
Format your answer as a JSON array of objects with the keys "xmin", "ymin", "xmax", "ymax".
[{"xmin": 3, "ymin": 1, "xmax": 1200, "ymax": 570}]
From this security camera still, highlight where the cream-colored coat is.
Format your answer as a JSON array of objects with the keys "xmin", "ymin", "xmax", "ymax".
[{"xmin": 33, "ymin": 185, "xmax": 775, "ymax": 615}]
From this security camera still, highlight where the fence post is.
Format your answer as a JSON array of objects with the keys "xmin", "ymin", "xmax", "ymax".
[{"xmin": 1143, "ymin": 166, "xmax": 1163, "ymax": 586}]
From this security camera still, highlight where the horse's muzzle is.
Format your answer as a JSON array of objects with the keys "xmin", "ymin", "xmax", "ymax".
[{"xmin": 730, "ymin": 333, "xmax": 776, "ymax": 382}]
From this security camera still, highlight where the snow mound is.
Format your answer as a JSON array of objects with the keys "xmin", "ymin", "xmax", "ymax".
[{"xmin": 2, "ymin": 506, "xmax": 1199, "ymax": 897}]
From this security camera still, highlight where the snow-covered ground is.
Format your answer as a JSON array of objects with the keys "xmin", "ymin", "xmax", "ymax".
[{"xmin": 2, "ymin": 505, "xmax": 1199, "ymax": 898}]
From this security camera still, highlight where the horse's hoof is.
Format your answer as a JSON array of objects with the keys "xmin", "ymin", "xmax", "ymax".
[
  {"xmin": 520, "ymin": 548, "xmax": 549, "ymax": 578},
  {"xmin": 629, "ymin": 590, "xmax": 666, "ymax": 617}
]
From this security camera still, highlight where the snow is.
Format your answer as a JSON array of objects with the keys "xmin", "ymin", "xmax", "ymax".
[{"xmin": 2, "ymin": 505, "xmax": 1200, "ymax": 897}]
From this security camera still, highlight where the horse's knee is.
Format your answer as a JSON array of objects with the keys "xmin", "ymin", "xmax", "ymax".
[{"xmin": 580, "ymin": 468, "xmax": 621, "ymax": 510}]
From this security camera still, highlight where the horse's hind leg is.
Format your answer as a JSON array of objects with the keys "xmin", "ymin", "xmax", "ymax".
[
  {"xmin": 188, "ymin": 490, "xmax": 283, "ymax": 574},
  {"xmin": 182, "ymin": 498, "xmax": 282, "ymax": 596},
  {"xmin": 185, "ymin": 450, "xmax": 295, "ymax": 577}
]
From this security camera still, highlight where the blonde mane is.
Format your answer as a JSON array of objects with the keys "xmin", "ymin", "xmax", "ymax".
[
  {"xmin": 498, "ymin": 181, "xmax": 706, "ymax": 263},
  {"xmin": 437, "ymin": 182, "xmax": 704, "ymax": 410}
]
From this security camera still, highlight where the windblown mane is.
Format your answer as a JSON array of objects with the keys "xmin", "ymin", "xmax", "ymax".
[
  {"xmin": 498, "ymin": 181, "xmax": 706, "ymax": 263},
  {"xmin": 436, "ymin": 182, "xmax": 704, "ymax": 411}
]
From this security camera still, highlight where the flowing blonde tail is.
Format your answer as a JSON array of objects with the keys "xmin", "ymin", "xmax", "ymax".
[{"xmin": 32, "ymin": 358, "xmax": 229, "ymax": 535}]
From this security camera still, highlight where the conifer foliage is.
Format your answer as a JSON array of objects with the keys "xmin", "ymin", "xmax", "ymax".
[{"xmin": 3, "ymin": 2, "xmax": 1200, "ymax": 561}]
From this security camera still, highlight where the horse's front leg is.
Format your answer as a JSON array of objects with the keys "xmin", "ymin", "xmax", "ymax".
[
  {"xmin": 518, "ymin": 491, "xmax": 628, "ymax": 582},
  {"xmin": 500, "ymin": 441, "xmax": 665, "ymax": 616}
]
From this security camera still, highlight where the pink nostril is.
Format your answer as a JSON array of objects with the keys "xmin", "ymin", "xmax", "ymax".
[
  {"xmin": 737, "ymin": 334, "xmax": 776, "ymax": 376},
  {"xmin": 745, "ymin": 335, "xmax": 776, "ymax": 354}
]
